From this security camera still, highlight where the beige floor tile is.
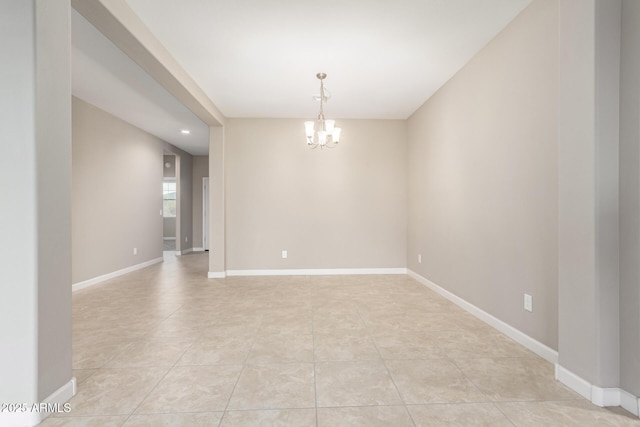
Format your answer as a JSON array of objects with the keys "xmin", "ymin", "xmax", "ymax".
[
  {"xmin": 366, "ymin": 311, "xmax": 491, "ymax": 334},
  {"xmin": 39, "ymin": 416, "xmax": 128, "ymax": 427},
  {"xmin": 362, "ymin": 311, "xmax": 473, "ymax": 334},
  {"xmin": 317, "ymin": 405, "xmax": 414, "ymax": 427},
  {"xmin": 314, "ymin": 330, "xmax": 380, "ymax": 361},
  {"xmin": 372, "ymin": 331, "xmax": 446, "ymax": 360},
  {"xmin": 176, "ymin": 335, "xmax": 254, "ymax": 366},
  {"xmin": 122, "ymin": 412, "xmax": 224, "ymax": 427},
  {"xmin": 66, "ymin": 254, "xmax": 635, "ymax": 426},
  {"xmin": 136, "ymin": 365, "xmax": 242, "ymax": 413},
  {"xmin": 73, "ymin": 340, "xmax": 133, "ymax": 370},
  {"xmin": 220, "ymin": 408, "xmax": 316, "ymax": 426},
  {"xmin": 201, "ymin": 320, "xmax": 262, "ymax": 338},
  {"xmin": 141, "ymin": 321, "xmax": 205, "ymax": 340},
  {"xmin": 227, "ymin": 363, "xmax": 315, "ymax": 410},
  {"xmin": 386, "ymin": 359, "xmax": 487, "ymax": 404},
  {"xmin": 258, "ymin": 313, "xmax": 313, "ymax": 335},
  {"xmin": 453, "ymin": 357, "xmax": 580, "ymax": 402},
  {"xmin": 65, "ymin": 368, "xmax": 168, "ymax": 416},
  {"xmin": 313, "ymin": 310, "xmax": 365, "ymax": 332},
  {"xmin": 408, "ymin": 402, "xmax": 513, "ymax": 426},
  {"xmin": 246, "ymin": 333, "xmax": 314, "ymax": 364},
  {"xmin": 105, "ymin": 337, "xmax": 195, "ymax": 368},
  {"xmin": 315, "ymin": 360, "xmax": 402, "ymax": 407},
  {"xmin": 497, "ymin": 400, "xmax": 640, "ymax": 426},
  {"xmin": 74, "ymin": 369, "xmax": 98, "ymax": 385},
  {"xmin": 431, "ymin": 329, "xmax": 534, "ymax": 359}
]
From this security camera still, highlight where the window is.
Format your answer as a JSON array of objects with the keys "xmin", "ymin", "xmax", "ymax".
[{"xmin": 163, "ymin": 181, "xmax": 176, "ymax": 217}]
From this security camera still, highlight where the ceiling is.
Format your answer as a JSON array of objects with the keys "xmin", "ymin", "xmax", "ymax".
[
  {"xmin": 71, "ymin": 10, "xmax": 210, "ymax": 155},
  {"xmin": 71, "ymin": 0, "xmax": 533, "ymax": 155}
]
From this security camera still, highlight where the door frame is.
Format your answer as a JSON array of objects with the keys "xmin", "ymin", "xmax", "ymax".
[{"xmin": 203, "ymin": 177, "xmax": 209, "ymax": 251}]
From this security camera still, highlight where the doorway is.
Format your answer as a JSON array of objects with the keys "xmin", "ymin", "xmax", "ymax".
[{"xmin": 163, "ymin": 154, "xmax": 177, "ymax": 257}]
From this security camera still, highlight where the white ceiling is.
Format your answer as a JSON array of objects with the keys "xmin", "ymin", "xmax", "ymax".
[
  {"xmin": 71, "ymin": 0, "xmax": 533, "ymax": 155},
  {"xmin": 71, "ymin": 10, "xmax": 210, "ymax": 155}
]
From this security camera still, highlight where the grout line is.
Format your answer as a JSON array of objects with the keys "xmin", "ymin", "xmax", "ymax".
[
  {"xmin": 492, "ymin": 401, "xmax": 518, "ymax": 427},
  {"xmin": 219, "ymin": 319, "xmax": 260, "ymax": 416},
  {"xmin": 354, "ymin": 299, "xmax": 417, "ymax": 427},
  {"xmin": 310, "ymin": 275, "xmax": 319, "ymax": 427}
]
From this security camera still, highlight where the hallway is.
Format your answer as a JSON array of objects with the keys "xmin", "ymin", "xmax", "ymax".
[{"xmin": 43, "ymin": 254, "xmax": 638, "ymax": 426}]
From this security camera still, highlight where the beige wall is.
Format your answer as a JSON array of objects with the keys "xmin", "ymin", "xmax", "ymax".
[
  {"xmin": 620, "ymin": 0, "xmax": 640, "ymax": 396},
  {"xmin": 72, "ymin": 97, "xmax": 164, "ymax": 283},
  {"xmin": 225, "ymin": 118, "xmax": 407, "ymax": 271},
  {"xmin": 407, "ymin": 0, "xmax": 559, "ymax": 349},
  {"xmin": 163, "ymin": 154, "xmax": 176, "ymax": 177},
  {"xmin": 192, "ymin": 156, "xmax": 209, "ymax": 249},
  {"xmin": 163, "ymin": 218, "xmax": 176, "ymax": 238}
]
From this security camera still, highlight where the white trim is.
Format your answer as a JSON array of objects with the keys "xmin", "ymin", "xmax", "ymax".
[
  {"xmin": 226, "ymin": 268, "xmax": 408, "ymax": 277},
  {"xmin": 555, "ymin": 364, "xmax": 639, "ymax": 416},
  {"xmin": 592, "ymin": 387, "xmax": 622, "ymax": 407},
  {"xmin": 208, "ymin": 271, "xmax": 226, "ymax": 278},
  {"xmin": 72, "ymin": 258, "xmax": 163, "ymax": 292},
  {"xmin": 407, "ymin": 269, "xmax": 558, "ymax": 364},
  {"xmin": 0, "ymin": 377, "xmax": 76, "ymax": 427},
  {"xmin": 40, "ymin": 377, "xmax": 77, "ymax": 420},
  {"xmin": 176, "ymin": 248, "xmax": 193, "ymax": 256},
  {"xmin": 163, "ymin": 237, "xmax": 176, "ymax": 241},
  {"xmin": 620, "ymin": 392, "xmax": 640, "ymax": 417},
  {"xmin": 554, "ymin": 364, "xmax": 592, "ymax": 400},
  {"xmin": 203, "ymin": 177, "xmax": 209, "ymax": 252},
  {"xmin": 192, "ymin": 247, "xmax": 205, "ymax": 252}
]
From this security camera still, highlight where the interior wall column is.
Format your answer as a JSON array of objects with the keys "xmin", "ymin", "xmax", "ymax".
[
  {"xmin": 619, "ymin": 0, "xmax": 640, "ymax": 401},
  {"xmin": 0, "ymin": 1, "xmax": 74, "ymax": 426},
  {"xmin": 557, "ymin": 0, "xmax": 621, "ymax": 401},
  {"xmin": 208, "ymin": 125, "xmax": 226, "ymax": 277}
]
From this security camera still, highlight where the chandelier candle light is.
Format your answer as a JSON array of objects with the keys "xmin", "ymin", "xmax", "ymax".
[{"xmin": 304, "ymin": 73, "xmax": 342, "ymax": 149}]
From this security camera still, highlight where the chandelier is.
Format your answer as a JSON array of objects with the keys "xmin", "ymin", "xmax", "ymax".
[{"xmin": 304, "ymin": 73, "xmax": 342, "ymax": 149}]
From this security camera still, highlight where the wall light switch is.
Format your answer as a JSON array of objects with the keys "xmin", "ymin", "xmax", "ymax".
[
  {"xmin": 524, "ymin": 293, "xmax": 533, "ymax": 312},
  {"xmin": 185, "ymin": 236, "xmax": 188, "ymax": 242},
  {"xmin": 282, "ymin": 250, "xmax": 288, "ymax": 259},
  {"xmin": 418, "ymin": 254, "xmax": 422, "ymax": 264},
  {"xmin": 133, "ymin": 247, "xmax": 137, "ymax": 255}
]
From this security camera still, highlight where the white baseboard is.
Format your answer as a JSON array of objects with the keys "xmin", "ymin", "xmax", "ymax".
[
  {"xmin": 176, "ymin": 248, "xmax": 193, "ymax": 256},
  {"xmin": 554, "ymin": 364, "xmax": 591, "ymax": 399},
  {"xmin": 620, "ymin": 392, "xmax": 640, "ymax": 417},
  {"xmin": 208, "ymin": 271, "xmax": 226, "ymax": 279},
  {"xmin": 555, "ymin": 364, "xmax": 639, "ymax": 416},
  {"xmin": 226, "ymin": 268, "xmax": 408, "ymax": 277},
  {"xmin": 72, "ymin": 258, "xmax": 163, "ymax": 292},
  {"xmin": 193, "ymin": 247, "xmax": 205, "ymax": 252},
  {"xmin": 407, "ymin": 269, "xmax": 558, "ymax": 364},
  {"xmin": 0, "ymin": 377, "xmax": 76, "ymax": 427}
]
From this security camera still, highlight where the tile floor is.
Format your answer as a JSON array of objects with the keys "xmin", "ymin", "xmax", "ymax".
[{"xmin": 42, "ymin": 253, "xmax": 639, "ymax": 426}]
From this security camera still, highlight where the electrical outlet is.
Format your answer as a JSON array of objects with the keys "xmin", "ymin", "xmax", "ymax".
[
  {"xmin": 282, "ymin": 250, "xmax": 288, "ymax": 259},
  {"xmin": 133, "ymin": 247, "xmax": 137, "ymax": 255},
  {"xmin": 524, "ymin": 293, "xmax": 533, "ymax": 312},
  {"xmin": 418, "ymin": 254, "xmax": 422, "ymax": 264}
]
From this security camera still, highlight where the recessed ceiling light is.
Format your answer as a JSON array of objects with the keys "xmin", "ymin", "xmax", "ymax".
[{"xmin": 180, "ymin": 129, "xmax": 190, "ymax": 134}]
